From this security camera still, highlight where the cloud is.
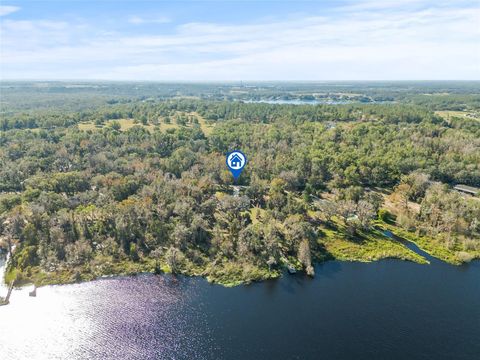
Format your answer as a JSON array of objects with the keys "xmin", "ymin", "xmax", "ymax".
[
  {"xmin": 0, "ymin": 1, "xmax": 479, "ymax": 80},
  {"xmin": 339, "ymin": 0, "xmax": 475, "ymax": 11},
  {"xmin": 0, "ymin": 5, "xmax": 20, "ymax": 16},
  {"xmin": 128, "ymin": 15, "xmax": 171, "ymax": 25}
]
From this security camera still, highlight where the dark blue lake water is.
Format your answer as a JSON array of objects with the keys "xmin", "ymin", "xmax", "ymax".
[{"xmin": 1, "ymin": 256, "xmax": 479, "ymax": 360}]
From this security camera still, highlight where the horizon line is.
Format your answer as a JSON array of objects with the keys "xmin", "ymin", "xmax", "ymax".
[{"xmin": 1, "ymin": 79, "xmax": 480, "ymax": 83}]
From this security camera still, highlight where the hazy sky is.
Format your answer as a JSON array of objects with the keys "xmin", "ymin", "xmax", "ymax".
[{"xmin": 0, "ymin": 0, "xmax": 479, "ymax": 80}]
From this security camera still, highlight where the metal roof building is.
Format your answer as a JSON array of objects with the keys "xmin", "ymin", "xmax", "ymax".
[{"xmin": 453, "ymin": 185, "xmax": 480, "ymax": 196}]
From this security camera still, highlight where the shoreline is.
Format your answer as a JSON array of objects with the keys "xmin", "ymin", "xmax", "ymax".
[
  {"xmin": 2, "ymin": 223, "xmax": 478, "ymax": 292},
  {"xmin": 3, "ymin": 250, "xmax": 479, "ymax": 292}
]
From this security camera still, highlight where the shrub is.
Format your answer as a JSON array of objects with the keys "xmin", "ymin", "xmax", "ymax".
[{"xmin": 378, "ymin": 209, "xmax": 394, "ymax": 223}]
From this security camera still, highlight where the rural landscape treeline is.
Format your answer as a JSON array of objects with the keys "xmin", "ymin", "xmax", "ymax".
[{"xmin": 1, "ymin": 82, "xmax": 479, "ymax": 286}]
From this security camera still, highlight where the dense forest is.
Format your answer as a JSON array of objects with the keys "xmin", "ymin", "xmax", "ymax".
[{"xmin": 1, "ymin": 82, "xmax": 479, "ymax": 286}]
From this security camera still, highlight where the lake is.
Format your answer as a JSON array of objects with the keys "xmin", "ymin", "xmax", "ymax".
[
  {"xmin": 0, "ymin": 254, "xmax": 479, "ymax": 360},
  {"xmin": 243, "ymin": 99, "xmax": 352, "ymax": 105}
]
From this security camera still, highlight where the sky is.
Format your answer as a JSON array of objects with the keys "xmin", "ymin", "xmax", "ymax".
[{"xmin": 0, "ymin": 0, "xmax": 479, "ymax": 81}]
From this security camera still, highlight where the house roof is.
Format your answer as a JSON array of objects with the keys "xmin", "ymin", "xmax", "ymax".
[{"xmin": 454, "ymin": 184, "xmax": 480, "ymax": 194}]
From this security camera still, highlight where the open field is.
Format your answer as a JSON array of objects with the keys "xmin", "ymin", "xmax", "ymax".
[
  {"xmin": 77, "ymin": 111, "xmax": 215, "ymax": 135},
  {"xmin": 435, "ymin": 110, "xmax": 480, "ymax": 121}
]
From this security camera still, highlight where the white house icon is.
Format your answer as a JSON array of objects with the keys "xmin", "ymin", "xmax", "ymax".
[{"xmin": 230, "ymin": 154, "xmax": 243, "ymax": 168}]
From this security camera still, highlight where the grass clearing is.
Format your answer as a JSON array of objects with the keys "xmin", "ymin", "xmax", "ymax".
[
  {"xmin": 311, "ymin": 214, "xmax": 428, "ymax": 264},
  {"xmin": 435, "ymin": 110, "xmax": 479, "ymax": 122},
  {"xmin": 319, "ymin": 226, "xmax": 428, "ymax": 264},
  {"xmin": 77, "ymin": 111, "xmax": 215, "ymax": 135},
  {"xmin": 77, "ymin": 122, "xmax": 101, "ymax": 131},
  {"xmin": 250, "ymin": 207, "xmax": 267, "ymax": 225},
  {"xmin": 195, "ymin": 113, "xmax": 215, "ymax": 136},
  {"xmin": 378, "ymin": 221, "xmax": 480, "ymax": 265}
]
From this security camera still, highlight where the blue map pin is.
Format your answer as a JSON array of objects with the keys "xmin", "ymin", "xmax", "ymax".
[{"xmin": 226, "ymin": 150, "xmax": 247, "ymax": 181}]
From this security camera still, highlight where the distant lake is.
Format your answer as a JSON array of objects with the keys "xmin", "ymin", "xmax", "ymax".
[
  {"xmin": 243, "ymin": 99, "xmax": 352, "ymax": 105},
  {"xmin": 1, "ymin": 254, "xmax": 479, "ymax": 360}
]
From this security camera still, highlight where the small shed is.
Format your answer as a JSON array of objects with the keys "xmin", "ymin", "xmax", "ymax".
[{"xmin": 453, "ymin": 184, "xmax": 480, "ymax": 196}]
